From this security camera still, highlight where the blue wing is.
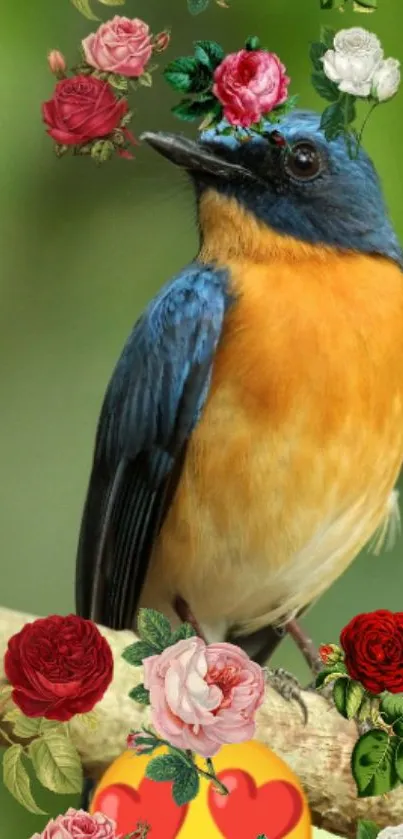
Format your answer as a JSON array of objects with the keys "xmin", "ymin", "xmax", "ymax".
[{"xmin": 75, "ymin": 263, "xmax": 230, "ymax": 629}]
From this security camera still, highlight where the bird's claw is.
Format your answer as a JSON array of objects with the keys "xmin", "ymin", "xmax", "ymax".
[{"xmin": 264, "ymin": 667, "xmax": 308, "ymax": 724}]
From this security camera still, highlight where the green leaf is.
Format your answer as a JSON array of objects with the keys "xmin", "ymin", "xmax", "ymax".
[
  {"xmin": 172, "ymin": 765, "xmax": 200, "ymax": 805},
  {"xmin": 310, "ymin": 42, "xmax": 328, "ymax": 72},
  {"xmin": 69, "ymin": 0, "xmax": 99, "ymax": 19},
  {"xmin": 98, "ymin": 0, "xmax": 125, "ymax": 4},
  {"xmin": 353, "ymin": 0, "xmax": 377, "ymax": 9},
  {"xmin": 146, "ymin": 754, "xmax": 187, "ymax": 782},
  {"xmin": 357, "ymin": 821, "xmax": 381, "ymax": 839},
  {"xmin": 333, "ymin": 677, "xmax": 349, "ymax": 717},
  {"xmin": 172, "ymin": 98, "xmax": 218, "ymax": 122},
  {"xmin": 379, "ymin": 693, "xmax": 403, "ymax": 725},
  {"xmin": 320, "ymin": 26, "xmax": 336, "ymax": 49},
  {"xmin": 122, "ymin": 640, "xmax": 159, "ymax": 666},
  {"xmin": 340, "ymin": 93, "xmax": 357, "ymax": 124},
  {"xmin": 346, "ymin": 681, "xmax": 366, "ymax": 720},
  {"xmin": 320, "ymin": 0, "xmax": 335, "ymax": 8},
  {"xmin": 320, "ymin": 102, "xmax": 345, "ymax": 140},
  {"xmin": 137, "ymin": 608, "xmax": 172, "ymax": 650},
  {"xmin": 245, "ymin": 36, "xmax": 261, "ymax": 51},
  {"xmin": 28, "ymin": 734, "xmax": 83, "ymax": 794},
  {"xmin": 129, "ymin": 684, "xmax": 150, "ymax": 705},
  {"xmin": 107, "ymin": 74, "xmax": 128, "ymax": 91},
  {"xmin": 395, "ymin": 739, "xmax": 403, "ymax": 782},
  {"xmin": 187, "ymin": 0, "xmax": 210, "ymax": 13},
  {"xmin": 13, "ymin": 716, "xmax": 43, "ymax": 739},
  {"xmin": 311, "ymin": 71, "xmax": 339, "ymax": 102},
  {"xmin": 3, "ymin": 744, "xmax": 46, "ymax": 814},
  {"xmin": 351, "ymin": 730, "xmax": 400, "ymax": 797},
  {"xmin": 164, "ymin": 71, "xmax": 194, "ymax": 93},
  {"xmin": 138, "ymin": 72, "xmax": 153, "ymax": 88},
  {"xmin": 170, "ymin": 623, "xmax": 197, "ymax": 643},
  {"xmin": 315, "ymin": 661, "xmax": 347, "ymax": 688},
  {"xmin": 194, "ymin": 40, "xmax": 225, "ymax": 70}
]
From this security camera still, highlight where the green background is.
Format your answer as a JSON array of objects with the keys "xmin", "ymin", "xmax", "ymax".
[{"xmin": 1, "ymin": 0, "xmax": 402, "ymax": 835}]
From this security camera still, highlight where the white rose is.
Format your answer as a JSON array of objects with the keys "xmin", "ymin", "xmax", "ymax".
[
  {"xmin": 322, "ymin": 27, "xmax": 383, "ymax": 98},
  {"xmin": 378, "ymin": 826, "xmax": 403, "ymax": 839},
  {"xmin": 372, "ymin": 57, "xmax": 401, "ymax": 102}
]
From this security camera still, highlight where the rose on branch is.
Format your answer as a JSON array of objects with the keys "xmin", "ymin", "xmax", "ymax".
[
  {"xmin": 310, "ymin": 25, "xmax": 401, "ymax": 157},
  {"xmin": 316, "ymin": 610, "xmax": 403, "ymax": 798},
  {"xmin": 28, "ymin": 807, "xmax": 149, "ymax": 839},
  {"xmin": 42, "ymin": 16, "xmax": 170, "ymax": 163},
  {"xmin": 164, "ymin": 36, "xmax": 296, "ymax": 134},
  {"xmin": 1, "ymin": 614, "xmax": 114, "ymax": 814},
  {"xmin": 122, "ymin": 607, "xmax": 265, "ymax": 806}
]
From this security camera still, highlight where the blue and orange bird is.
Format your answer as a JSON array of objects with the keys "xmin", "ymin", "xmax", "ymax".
[{"xmin": 75, "ymin": 110, "xmax": 403, "ymax": 672}]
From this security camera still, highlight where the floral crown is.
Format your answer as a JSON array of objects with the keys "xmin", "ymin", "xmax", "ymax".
[{"xmin": 43, "ymin": 2, "xmax": 400, "ymax": 165}]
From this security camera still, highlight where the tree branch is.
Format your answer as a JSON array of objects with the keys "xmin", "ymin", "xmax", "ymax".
[{"xmin": 0, "ymin": 606, "xmax": 402, "ymax": 836}]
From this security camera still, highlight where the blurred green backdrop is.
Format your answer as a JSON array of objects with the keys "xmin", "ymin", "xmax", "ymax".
[{"xmin": 1, "ymin": 0, "xmax": 403, "ymax": 836}]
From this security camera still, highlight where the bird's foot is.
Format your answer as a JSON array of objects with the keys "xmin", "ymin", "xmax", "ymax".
[
  {"xmin": 173, "ymin": 595, "xmax": 208, "ymax": 642},
  {"xmin": 264, "ymin": 667, "xmax": 308, "ymax": 724},
  {"xmin": 284, "ymin": 619, "xmax": 323, "ymax": 677}
]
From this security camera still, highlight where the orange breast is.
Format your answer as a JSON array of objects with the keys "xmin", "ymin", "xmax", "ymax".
[{"xmin": 141, "ymin": 214, "xmax": 403, "ymax": 638}]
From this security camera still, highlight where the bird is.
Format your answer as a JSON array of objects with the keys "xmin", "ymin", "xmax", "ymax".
[{"xmin": 75, "ymin": 109, "xmax": 403, "ymax": 677}]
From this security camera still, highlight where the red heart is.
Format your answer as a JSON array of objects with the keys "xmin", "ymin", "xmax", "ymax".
[
  {"xmin": 93, "ymin": 779, "xmax": 188, "ymax": 838},
  {"xmin": 208, "ymin": 770, "xmax": 303, "ymax": 839}
]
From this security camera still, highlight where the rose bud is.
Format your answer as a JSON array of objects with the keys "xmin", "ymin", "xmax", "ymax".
[
  {"xmin": 319, "ymin": 643, "xmax": 344, "ymax": 665},
  {"xmin": 153, "ymin": 30, "xmax": 171, "ymax": 54},
  {"xmin": 48, "ymin": 49, "xmax": 67, "ymax": 77}
]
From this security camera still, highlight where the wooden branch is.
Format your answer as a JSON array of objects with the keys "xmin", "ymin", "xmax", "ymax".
[{"xmin": 1, "ymin": 607, "xmax": 402, "ymax": 837}]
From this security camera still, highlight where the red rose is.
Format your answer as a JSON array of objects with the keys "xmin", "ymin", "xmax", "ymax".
[
  {"xmin": 4, "ymin": 614, "xmax": 113, "ymax": 721},
  {"xmin": 212, "ymin": 49, "xmax": 290, "ymax": 128},
  {"xmin": 42, "ymin": 75, "xmax": 128, "ymax": 146},
  {"xmin": 340, "ymin": 609, "xmax": 403, "ymax": 694}
]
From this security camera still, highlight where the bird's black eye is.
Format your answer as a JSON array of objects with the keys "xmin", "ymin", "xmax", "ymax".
[{"xmin": 284, "ymin": 141, "xmax": 322, "ymax": 182}]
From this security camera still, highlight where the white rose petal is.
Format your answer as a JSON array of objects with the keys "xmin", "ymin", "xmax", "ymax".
[
  {"xmin": 372, "ymin": 57, "xmax": 401, "ymax": 102},
  {"xmin": 334, "ymin": 27, "xmax": 383, "ymax": 61},
  {"xmin": 321, "ymin": 27, "xmax": 384, "ymax": 99}
]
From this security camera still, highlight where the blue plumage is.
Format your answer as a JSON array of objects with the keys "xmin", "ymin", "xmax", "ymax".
[
  {"xmin": 76, "ymin": 263, "xmax": 230, "ymax": 627},
  {"xmin": 200, "ymin": 111, "xmax": 403, "ymax": 267}
]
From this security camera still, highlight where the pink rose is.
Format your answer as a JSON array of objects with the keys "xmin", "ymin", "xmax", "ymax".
[
  {"xmin": 82, "ymin": 16, "xmax": 153, "ymax": 78},
  {"xmin": 30, "ymin": 809, "xmax": 118, "ymax": 839},
  {"xmin": 213, "ymin": 49, "xmax": 290, "ymax": 128},
  {"xmin": 143, "ymin": 637, "xmax": 265, "ymax": 758}
]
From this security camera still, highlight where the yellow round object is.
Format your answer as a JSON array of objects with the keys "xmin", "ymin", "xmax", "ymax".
[{"xmin": 91, "ymin": 740, "xmax": 312, "ymax": 839}]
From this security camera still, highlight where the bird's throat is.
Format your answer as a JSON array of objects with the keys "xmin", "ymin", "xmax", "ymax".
[{"xmin": 198, "ymin": 189, "xmax": 334, "ymax": 266}]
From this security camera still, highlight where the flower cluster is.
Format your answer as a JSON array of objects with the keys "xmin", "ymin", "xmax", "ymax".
[
  {"xmin": 322, "ymin": 27, "xmax": 400, "ymax": 100},
  {"xmin": 310, "ymin": 26, "xmax": 400, "ymax": 156},
  {"xmin": 164, "ymin": 36, "xmax": 294, "ymax": 132},
  {"xmin": 30, "ymin": 807, "xmax": 148, "ymax": 839},
  {"xmin": 1, "ymin": 614, "xmax": 113, "ymax": 814},
  {"xmin": 122, "ymin": 609, "xmax": 265, "ymax": 805},
  {"xmin": 316, "ymin": 610, "xmax": 403, "ymax": 798},
  {"xmin": 43, "ymin": 16, "xmax": 170, "ymax": 163}
]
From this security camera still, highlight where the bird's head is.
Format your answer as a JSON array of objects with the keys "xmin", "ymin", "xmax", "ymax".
[{"xmin": 141, "ymin": 110, "xmax": 402, "ymax": 267}]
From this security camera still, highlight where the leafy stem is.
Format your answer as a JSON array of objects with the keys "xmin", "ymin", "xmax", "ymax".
[{"xmin": 142, "ymin": 727, "xmax": 229, "ymax": 794}]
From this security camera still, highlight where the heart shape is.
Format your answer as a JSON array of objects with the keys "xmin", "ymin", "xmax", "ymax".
[
  {"xmin": 93, "ymin": 780, "xmax": 188, "ymax": 838},
  {"xmin": 208, "ymin": 769, "xmax": 303, "ymax": 839}
]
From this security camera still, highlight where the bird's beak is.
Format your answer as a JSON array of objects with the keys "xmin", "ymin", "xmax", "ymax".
[{"xmin": 140, "ymin": 130, "xmax": 253, "ymax": 182}]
